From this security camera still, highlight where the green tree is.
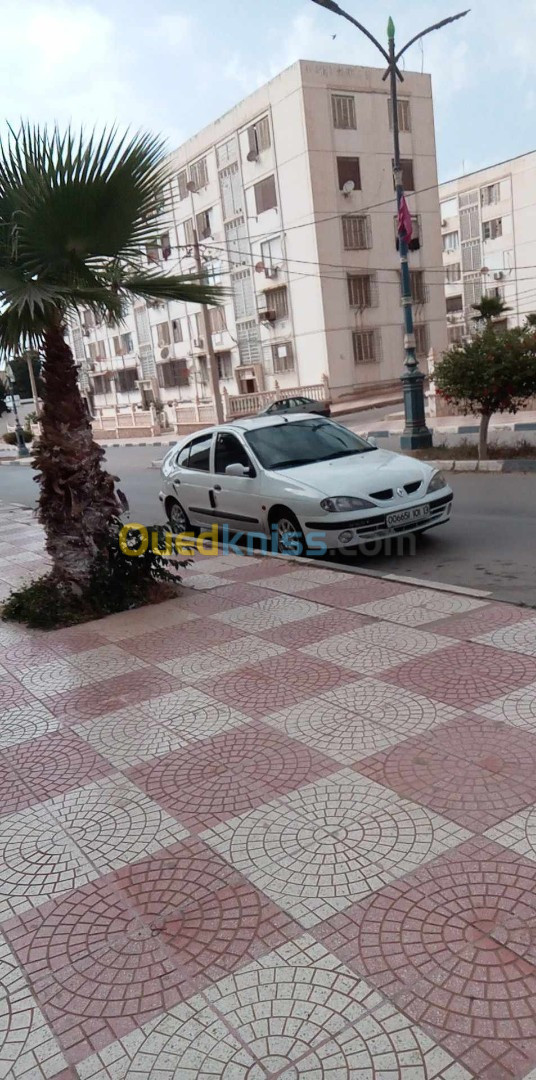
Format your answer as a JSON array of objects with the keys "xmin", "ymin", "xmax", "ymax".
[
  {"xmin": 8, "ymin": 353, "xmax": 43, "ymax": 400},
  {"xmin": 435, "ymin": 325, "xmax": 536, "ymax": 459},
  {"xmin": 0, "ymin": 125, "xmax": 222, "ymax": 600}
]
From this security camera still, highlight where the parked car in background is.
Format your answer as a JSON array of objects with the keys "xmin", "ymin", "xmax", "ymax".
[
  {"xmin": 258, "ymin": 395, "xmax": 331, "ymax": 418},
  {"xmin": 160, "ymin": 414, "xmax": 453, "ymax": 554}
]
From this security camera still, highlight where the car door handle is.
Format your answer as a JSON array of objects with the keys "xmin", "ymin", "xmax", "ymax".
[{"xmin": 213, "ymin": 484, "xmax": 222, "ymax": 491}]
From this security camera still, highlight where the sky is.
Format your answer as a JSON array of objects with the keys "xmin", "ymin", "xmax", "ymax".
[{"xmin": 2, "ymin": 0, "xmax": 535, "ymax": 182}]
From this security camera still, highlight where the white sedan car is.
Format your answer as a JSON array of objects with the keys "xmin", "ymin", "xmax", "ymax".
[{"xmin": 159, "ymin": 414, "xmax": 453, "ymax": 554}]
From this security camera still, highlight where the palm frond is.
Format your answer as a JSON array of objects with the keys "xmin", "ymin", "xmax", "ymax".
[{"xmin": 123, "ymin": 272, "xmax": 228, "ymax": 307}]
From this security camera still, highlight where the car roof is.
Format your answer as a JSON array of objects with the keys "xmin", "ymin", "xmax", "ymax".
[{"xmin": 172, "ymin": 413, "xmax": 326, "ymax": 444}]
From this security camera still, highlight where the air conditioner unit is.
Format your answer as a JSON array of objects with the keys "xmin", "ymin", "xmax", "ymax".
[
  {"xmin": 441, "ymin": 219, "xmax": 447, "ymax": 227},
  {"xmin": 186, "ymin": 180, "xmax": 196, "ymax": 192},
  {"xmin": 260, "ymin": 310, "xmax": 277, "ymax": 324},
  {"xmin": 264, "ymin": 266, "xmax": 279, "ymax": 279},
  {"xmin": 493, "ymin": 271, "xmax": 504, "ymax": 280},
  {"xmin": 192, "ymin": 337, "xmax": 204, "ymax": 350},
  {"xmin": 160, "ymin": 346, "xmax": 170, "ymax": 360},
  {"xmin": 246, "ymin": 149, "xmax": 259, "ymax": 162}
]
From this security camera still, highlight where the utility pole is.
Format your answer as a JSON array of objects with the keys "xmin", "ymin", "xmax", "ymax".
[
  {"xmin": 26, "ymin": 351, "xmax": 40, "ymax": 414},
  {"xmin": 192, "ymin": 228, "xmax": 224, "ymax": 425},
  {"xmin": 310, "ymin": 0, "xmax": 469, "ymax": 450},
  {"xmin": 5, "ymin": 363, "xmax": 29, "ymax": 458}
]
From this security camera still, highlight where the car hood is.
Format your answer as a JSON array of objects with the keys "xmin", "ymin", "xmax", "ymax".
[{"xmin": 270, "ymin": 449, "xmax": 435, "ymax": 498}]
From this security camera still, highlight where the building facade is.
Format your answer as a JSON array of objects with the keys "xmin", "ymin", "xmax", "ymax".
[
  {"xmin": 69, "ymin": 59, "xmax": 447, "ymax": 426},
  {"xmin": 439, "ymin": 150, "xmax": 536, "ymax": 345}
]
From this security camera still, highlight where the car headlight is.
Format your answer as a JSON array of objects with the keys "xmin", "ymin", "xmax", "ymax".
[
  {"xmin": 320, "ymin": 496, "xmax": 376, "ymax": 512},
  {"xmin": 426, "ymin": 470, "xmax": 447, "ymax": 493}
]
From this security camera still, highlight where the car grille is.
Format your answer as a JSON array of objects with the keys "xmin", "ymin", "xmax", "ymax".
[
  {"xmin": 404, "ymin": 480, "xmax": 422, "ymax": 494},
  {"xmin": 369, "ymin": 479, "xmax": 423, "ymax": 501}
]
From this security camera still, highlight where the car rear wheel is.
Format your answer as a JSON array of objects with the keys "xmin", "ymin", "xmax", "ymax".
[
  {"xmin": 166, "ymin": 498, "xmax": 190, "ymax": 534},
  {"xmin": 271, "ymin": 508, "xmax": 306, "ymax": 556}
]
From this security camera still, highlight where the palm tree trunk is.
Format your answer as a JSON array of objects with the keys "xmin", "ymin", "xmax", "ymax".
[
  {"xmin": 479, "ymin": 411, "xmax": 491, "ymax": 461},
  {"xmin": 33, "ymin": 323, "xmax": 120, "ymax": 593}
]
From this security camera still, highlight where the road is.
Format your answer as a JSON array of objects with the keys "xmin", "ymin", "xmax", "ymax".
[{"xmin": 2, "ymin": 442, "xmax": 535, "ymax": 606}]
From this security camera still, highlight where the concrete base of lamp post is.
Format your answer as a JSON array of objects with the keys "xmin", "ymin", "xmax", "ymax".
[{"xmin": 400, "ymin": 368, "xmax": 433, "ymax": 450}]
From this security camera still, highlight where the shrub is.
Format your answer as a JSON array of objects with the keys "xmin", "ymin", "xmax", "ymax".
[{"xmin": 3, "ymin": 429, "xmax": 33, "ymax": 445}]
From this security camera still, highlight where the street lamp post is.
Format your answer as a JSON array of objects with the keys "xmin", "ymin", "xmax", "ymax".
[
  {"xmin": 310, "ymin": 0, "xmax": 469, "ymax": 450},
  {"xmin": 5, "ymin": 364, "xmax": 29, "ymax": 458}
]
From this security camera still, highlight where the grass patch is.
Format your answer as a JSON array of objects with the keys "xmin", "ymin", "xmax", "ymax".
[{"xmin": 413, "ymin": 439, "xmax": 536, "ymax": 460}]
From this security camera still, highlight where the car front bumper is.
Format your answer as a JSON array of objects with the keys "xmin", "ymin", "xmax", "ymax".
[{"xmin": 303, "ymin": 491, "xmax": 453, "ymax": 550}]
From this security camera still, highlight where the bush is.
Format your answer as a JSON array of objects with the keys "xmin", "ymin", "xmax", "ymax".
[
  {"xmin": 3, "ymin": 429, "xmax": 33, "ymax": 445},
  {"xmin": 2, "ymin": 520, "xmax": 189, "ymax": 629}
]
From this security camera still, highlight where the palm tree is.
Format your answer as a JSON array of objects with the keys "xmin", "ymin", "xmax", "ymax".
[
  {"xmin": 0, "ymin": 125, "xmax": 222, "ymax": 599},
  {"xmin": 471, "ymin": 295, "xmax": 511, "ymax": 324}
]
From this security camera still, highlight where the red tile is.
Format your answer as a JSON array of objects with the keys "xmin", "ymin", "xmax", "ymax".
[
  {"xmin": 17, "ymin": 837, "xmax": 297, "ymax": 1065},
  {"xmin": 197, "ymin": 653, "xmax": 356, "ymax": 718},
  {"xmin": 382, "ymin": 643, "xmax": 536, "ymax": 707},
  {"xmin": 425, "ymin": 714, "xmax": 536, "ymax": 783},
  {"xmin": 41, "ymin": 668, "xmax": 184, "ymax": 722},
  {"xmin": 256, "ymin": 608, "xmax": 372, "ymax": 648},
  {"xmin": 129, "ymin": 722, "xmax": 338, "ymax": 830},
  {"xmin": 217, "ymin": 559, "xmax": 296, "ymax": 582},
  {"xmin": 355, "ymin": 729, "xmax": 536, "ymax": 831},
  {"xmin": 2, "ymin": 730, "xmax": 112, "ymax": 810},
  {"xmin": 427, "ymin": 603, "xmax": 535, "ymax": 640},
  {"xmin": 125, "ymin": 619, "xmax": 246, "ymax": 663},
  {"xmin": 0, "ymin": 677, "xmax": 33, "ymax": 709},
  {"xmin": 292, "ymin": 579, "xmax": 412, "ymax": 609},
  {"xmin": 317, "ymin": 837, "xmax": 536, "ymax": 1080}
]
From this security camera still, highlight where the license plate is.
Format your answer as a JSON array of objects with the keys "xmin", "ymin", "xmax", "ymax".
[{"xmin": 386, "ymin": 504, "xmax": 430, "ymax": 528}]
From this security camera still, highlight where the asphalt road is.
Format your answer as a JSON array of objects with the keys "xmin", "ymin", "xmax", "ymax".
[{"xmin": 2, "ymin": 443, "xmax": 535, "ymax": 606}]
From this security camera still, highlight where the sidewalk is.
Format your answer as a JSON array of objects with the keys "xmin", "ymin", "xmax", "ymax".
[{"xmin": 2, "ymin": 503, "xmax": 536, "ymax": 1077}]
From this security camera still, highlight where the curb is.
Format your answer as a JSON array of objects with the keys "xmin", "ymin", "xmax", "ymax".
[
  {"xmin": 0, "ymin": 457, "xmax": 34, "ymax": 467},
  {"xmin": 425, "ymin": 459, "xmax": 536, "ymax": 473}
]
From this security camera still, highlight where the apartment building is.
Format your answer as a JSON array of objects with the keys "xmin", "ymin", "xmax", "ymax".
[
  {"xmin": 439, "ymin": 150, "xmax": 536, "ymax": 345},
  {"xmin": 69, "ymin": 58, "xmax": 447, "ymax": 424}
]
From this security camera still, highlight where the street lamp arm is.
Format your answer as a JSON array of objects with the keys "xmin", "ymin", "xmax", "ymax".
[
  {"xmin": 309, "ymin": 0, "xmax": 391, "ymax": 64},
  {"xmin": 394, "ymin": 10, "xmax": 470, "ymax": 63}
]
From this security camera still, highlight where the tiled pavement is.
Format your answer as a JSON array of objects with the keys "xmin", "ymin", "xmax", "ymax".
[{"xmin": 2, "ymin": 506, "xmax": 536, "ymax": 1075}]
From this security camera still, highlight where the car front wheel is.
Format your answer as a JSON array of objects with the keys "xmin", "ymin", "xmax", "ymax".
[{"xmin": 271, "ymin": 508, "xmax": 306, "ymax": 557}]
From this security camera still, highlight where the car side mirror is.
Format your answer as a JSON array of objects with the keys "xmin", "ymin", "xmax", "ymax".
[
  {"xmin": 367, "ymin": 436, "xmax": 377, "ymax": 448},
  {"xmin": 225, "ymin": 463, "xmax": 252, "ymax": 477}
]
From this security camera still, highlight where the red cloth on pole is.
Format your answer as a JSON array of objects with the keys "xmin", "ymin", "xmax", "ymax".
[{"xmin": 398, "ymin": 196, "xmax": 413, "ymax": 244}]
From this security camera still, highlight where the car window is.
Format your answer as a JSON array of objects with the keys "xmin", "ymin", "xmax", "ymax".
[
  {"xmin": 214, "ymin": 433, "xmax": 252, "ymax": 474},
  {"xmin": 176, "ymin": 443, "xmax": 191, "ymax": 468},
  {"xmin": 185, "ymin": 433, "xmax": 212, "ymax": 471},
  {"xmin": 265, "ymin": 402, "xmax": 277, "ymax": 414},
  {"xmin": 245, "ymin": 418, "xmax": 374, "ymax": 470}
]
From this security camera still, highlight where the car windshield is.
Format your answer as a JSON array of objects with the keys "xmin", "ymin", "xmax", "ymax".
[{"xmin": 244, "ymin": 418, "xmax": 375, "ymax": 470}]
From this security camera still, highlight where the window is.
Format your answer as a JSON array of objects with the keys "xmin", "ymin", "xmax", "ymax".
[
  {"xmin": 342, "ymin": 215, "xmax": 371, "ymax": 250},
  {"xmin": 254, "ymin": 174, "xmax": 277, "ymax": 214},
  {"xmin": 161, "ymin": 232, "xmax": 171, "ymax": 260},
  {"xmin": 209, "ymin": 306, "xmax": 226, "ymax": 333},
  {"xmin": 266, "ymin": 286, "xmax": 288, "ymax": 320},
  {"xmin": 88, "ymin": 342, "xmax": 98, "ymax": 363},
  {"xmin": 95, "ymin": 339, "xmax": 106, "ymax": 359},
  {"xmin": 155, "ymin": 322, "xmax": 171, "ymax": 348},
  {"xmin": 237, "ymin": 319, "xmax": 261, "ymax": 365},
  {"xmin": 72, "ymin": 327, "xmax": 84, "ymax": 360},
  {"xmin": 217, "ymin": 136, "xmax": 237, "ymax": 168},
  {"xmin": 448, "ymin": 324, "xmax": 465, "ymax": 345},
  {"xmin": 194, "ymin": 312, "xmax": 203, "ymax": 339},
  {"xmin": 410, "ymin": 270, "xmax": 427, "ymax": 305},
  {"xmin": 460, "ymin": 206, "xmax": 479, "ymax": 241},
  {"xmin": 157, "ymin": 359, "xmax": 189, "ymax": 389},
  {"xmin": 82, "ymin": 309, "xmax": 95, "ymax": 330},
  {"xmin": 177, "ymin": 169, "xmax": 188, "ymax": 200},
  {"xmin": 462, "ymin": 239, "xmax": 482, "ymax": 272},
  {"xmin": 113, "ymin": 333, "xmax": 133, "ymax": 355},
  {"xmin": 146, "ymin": 242, "xmax": 160, "ymax": 264},
  {"xmin": 464, "ymin": 274, "xmax": 482, "ymax": 307},
  {"xmin": 220, "ymin": 162, "xmax": 243, "ymax": 219},
  {"xmin": 189, "ymin": 157, "xmax": 208, "ymax": 191},
  {"xmin": 185, "ymin": 433, "xmax": 212, "ymax": 470},
  {"xmin": 347, "ymin": 274, "xmax": 375, "ymax": 308},
  {"xmin": 205, "ymin": 259, "xmax": 222, "ymax": 286},
  {"xmin": 91, "ymin": 374, "xmax": 111, "ymax": 394},
  {"xmin": 388, "ymin": 98, "xmax": 411, "ymax": 132},
  {"xmin": 215, "ymin": 432, "xmax": 251, "ymax": 473},
  {"xmin": 196, "ymin": 208, "xmax": 212, "ymax": 239},
  {"xmin": 337, "ymin": 157, "xmax": 361, "ymax": 191},
  {"xmin": 115, "ymin": 368, "xmax": 138, "ymax": 393},
  {"xmin": 483, "ymin": 218, "xmax": 503, "ymax": 240},
  {"xmin": 440, "ymin": 197, "xmax": 457, "ymax": 220},
  {"xmin": 172, "ymin": 318, "xmax": 183, "ymax": 343},
  {"xmin": 393, "ymin": 158, "xmax": 415, "ymax": 191},
  {"xmin": 272, "ymin": 341, "xmax": 295, "ymax": 373},
  {"xmin": 260, "ymin": 234, "xmax": 283, "ymax": 271},
  {"xmin": 353, "ymin": 329, "xmax": 379, "ymax": 364},
  {"xmin": 414, "ymin": 324, "xmax": 429, "ymax": 358},
  {"xmin": 184, "ymin": 218, "xmax": 195, "ymax": 247},
  {"xmin": 445, "ymin": 263, "xmax": 461, "ymax": 283},
  {"xmin": 217, "ymin": 351, "xmax": 233, "ymax": 379},
  {"xmin": 459, "ymin": 190, "xmax": 478, "ymax": 209},
  {"xmin": 244, "ymin": 418, "xmax": 372, "ymax": 470},
  {"xmin": 443, "ymin": 231, "xmax": 459, "ymax": 253},
  {"xmin": 446, "ymin": 295, "xmax": 463, "ymax": 313},
  {"xmin": 481, "ymin": 182, "xmax": 500, "ymax": 206},
  {"xmin": 232, "ymin": 269, "xmax": 255, "ymax": 319},
  {"xmin": 331, "ymin": 94, "xmax": 356, "ymax": 129},
  {"xmin": 247, "ymin": 116, "xmax": 271, "ymax": 156},
  {"xmin": 225, "ymin": 216, "xmax": 248, "ymax": 267}
]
